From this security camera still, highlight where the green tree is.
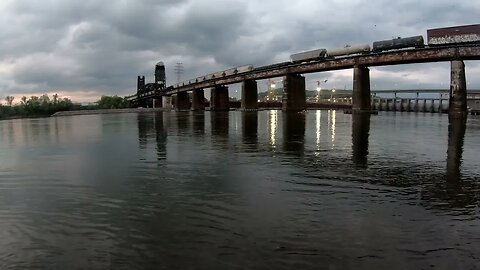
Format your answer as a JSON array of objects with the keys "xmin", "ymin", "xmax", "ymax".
[{"xmin": 96, "ymin": 95, "xmax": 127, "ymax": 109}]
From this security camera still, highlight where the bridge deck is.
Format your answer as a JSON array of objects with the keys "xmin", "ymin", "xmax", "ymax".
[
  {"xmin": 126, "ymin": 44, "xmax": 480, "ymax": 100},
  {"xmin": 164, "ymin": 44, "xmax": 480, "ymax": 95}
]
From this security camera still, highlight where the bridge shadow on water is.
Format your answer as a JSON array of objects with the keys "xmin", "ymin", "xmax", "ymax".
[{"xmin": 135, "ymin": 110, "xmax": 479, "ymax": 213}]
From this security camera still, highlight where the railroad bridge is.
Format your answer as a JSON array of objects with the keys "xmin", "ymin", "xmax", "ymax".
[{"xmin": 126, "ymin": 44, "xmax": 480, "ymax": 119}]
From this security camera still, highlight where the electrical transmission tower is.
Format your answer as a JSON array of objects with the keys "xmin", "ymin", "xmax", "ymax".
[{"xmin": 174, "ymin": 62, "xmax": 184, "ymax": 83}]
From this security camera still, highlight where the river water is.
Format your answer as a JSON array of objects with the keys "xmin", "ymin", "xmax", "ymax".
[{"xmin": 0, "ymin": 110, "xmax": 479, "ymax": 269}]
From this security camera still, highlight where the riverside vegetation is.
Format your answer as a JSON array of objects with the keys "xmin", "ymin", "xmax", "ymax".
[{"xmin": 0, "ymin": 95, "xmax": 128, "ymax": 120}]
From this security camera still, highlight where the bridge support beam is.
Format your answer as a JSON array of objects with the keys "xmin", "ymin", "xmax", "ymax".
[
  {"xmin": 241, "ymin": 80, "xmax": 258, "ymax": 111},
  {"xmin": 211, "ymin": 85, "xmax": 229, "ymax": 111},
  {"xmin": 192, "ymin": 89, "xmax": 205, "ymax": 111},
  {"xmin": 449, "ymin": 60, "xmax": 467, "ymax": 119},
  {"xmin": 352, "ymin": 66, "xmax": 371, "ymax": 113},
  {"xmin": 176, "ymin": 92, "xmax": 190, "ymax": 111},
  {"xmin": 282, "ymin": 74, "xmax": 306, "ymax": 112}
]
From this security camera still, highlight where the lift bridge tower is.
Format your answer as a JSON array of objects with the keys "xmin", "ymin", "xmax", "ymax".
[{"xmin": 155, "ymin": 61, "xmax": 166, "ymax": 87}]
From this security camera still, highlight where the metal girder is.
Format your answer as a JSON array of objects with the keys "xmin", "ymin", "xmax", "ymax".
[{"xmin": 155, "ymin": 45, "xmax": 480, "ymax": 96}]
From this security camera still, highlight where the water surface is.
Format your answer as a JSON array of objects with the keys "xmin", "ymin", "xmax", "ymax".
[{"xmin": 0, "ymin": 110, "xmax": 479, "ymax": 269}]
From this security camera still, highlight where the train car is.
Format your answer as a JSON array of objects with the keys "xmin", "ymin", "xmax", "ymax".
[
  {"xmin": 427, "ymin": 24, "xmax": 480, "ymax": 45},
  {"xmin": 212, "ymin": 71, "xmax": 225, "ymax": 79},
  {"xmin": 253, "ymin": 62, "xmax": 291, "ymax": 72},
  {"xmin": 372, "ymin": 35, "xmax": 424, "ymax": 52},
  {"xmin": 290, "ymin": 48, "xmax": 327, "ymax": 63},
  {"xmin": 223, "ymin": 67, "xmax": 238, "ymax": 76},
  {"xmin": 326, "ymin": 44, "xmax": 371, "ymax": 57},
  {"xmin": 234, "ymin": 64, "xmax": 254, "ymax": 74}
]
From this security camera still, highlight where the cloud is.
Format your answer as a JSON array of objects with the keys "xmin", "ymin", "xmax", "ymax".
[{"xmin": 0, "ymin": 0, "xmax": 479, "ymax": 101}]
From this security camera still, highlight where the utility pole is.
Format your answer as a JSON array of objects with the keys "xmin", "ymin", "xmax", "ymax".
[{"xmin": 174, "ymin": 62, "xmax": 184, "ymax": 83}]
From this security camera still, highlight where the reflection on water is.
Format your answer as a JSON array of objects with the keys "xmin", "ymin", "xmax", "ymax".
[
  {"xmin": 192, "ymin": 111, "xmax": 205, "ymax": 136},
  {"xmin": 330, "ymin": 110, "xmax": 336, "ymax": 146},
  {"xmin": 283, "ymin": 113, "xmax": 305, "ymax": 156},
  {"xmin": 315, "ymin": 110, "xmax": 322, "ymax": 147},
  {"xmin": 268, "ymin": 110, "xmax": 278, "ymax": 147},
  {"xmin": 352, "ymin": 113, "xmax": 371, "ymax": 168},
  {"xmin": 242, "ymin": 112, "xmax": 258, "ymax": 148},
  {"xmin": 446, "ymin": 119, "xmax": 466, "ymax": 181},
  {"xmin": 0, "ymin": 111, "xmax": 479, "ymax": 269},
  {"xmin": 211, "ymin": 111, "xmax": 229, "ymax": 137},
  {"xmin": 154, "ymin": 112, "xmax": 167, "ymax": 160}
]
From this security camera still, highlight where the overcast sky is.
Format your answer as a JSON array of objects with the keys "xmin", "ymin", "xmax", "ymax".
[{"xmin": 0, "ymin": 0, "xmax": 479, "ymax": 102}]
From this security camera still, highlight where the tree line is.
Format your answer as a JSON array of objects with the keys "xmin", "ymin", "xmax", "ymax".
[
  {"xmin": 0, "ymin": 94, "xmax": 129, "ymax": 120},
  {"xmin": 0, "ymin": 94, "xmax": 74, "ymax": 119}
]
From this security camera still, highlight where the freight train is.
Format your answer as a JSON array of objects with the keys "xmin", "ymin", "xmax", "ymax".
[
  {"xmin": 290, "ymin": 23, "xmax": 480, "ymax": 63},
  {"xmin": 174, "ymin": 64, "xmax": 253, "ymax": 88},
  {"xmin": 169, "ymin": 24, "xmax": 479, "ymax": 89}
]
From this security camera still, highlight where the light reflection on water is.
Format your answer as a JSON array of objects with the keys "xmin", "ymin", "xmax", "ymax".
[{"xmin": 0, "ymin": 110, "xmax": 479, "ymax": 269}]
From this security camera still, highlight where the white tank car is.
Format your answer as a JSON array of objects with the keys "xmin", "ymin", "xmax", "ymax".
[
  {"xmin": 234, "ymin": 64, "xmax": 254, "ymax": 74},
  {"xmin": 223, "ymin": 67, "xmax": 238, "ymax": 76},
  {"xmin": 326, "ymin": 44, "xmax": 371, "ymax": 57}
]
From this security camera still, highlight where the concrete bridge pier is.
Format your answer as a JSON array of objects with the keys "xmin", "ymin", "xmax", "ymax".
[
  {"xmin": 352, "ymin": 66, "xmax": 371, "ymax": 113},
  {"xmin": 211, "ymin": 85, "xmax": 229, "ymax": 111},
  {"xmin": 282, "ymin": 74, "xmax": 306, "ymax": 112},
  {"xmin": 192, "ymin": 89, "xmax": 205, "ymax": 111},
  {"xmin": 153, "ymin": 97, "xmax": 162, "ymax": 108},
  {"xmin": 163, "ymin": 95, "xmax": 172, "ymax": 110},
  {"xmin": 176, "ymin": 92, "xmax": 190, "ymax": 111},
  {"xmin": 449, "ymin": 60, "xmax": 467, "ymax": 119},
  {"xmin": 241, "ymin": 80, "xmax": 258, "ymax": 111},
  {"xmin": 423, "ymin": 99, "xmax": 427, "ymax": 112}
]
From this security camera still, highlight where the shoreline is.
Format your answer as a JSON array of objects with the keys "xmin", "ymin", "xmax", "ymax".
[
  {"xmin": 2, "ymin": 106, "xmax": 353, "ymax": 121},
  {"xmin": 51, "ymin": 108, "xmax": 169, "ymax": 117}
]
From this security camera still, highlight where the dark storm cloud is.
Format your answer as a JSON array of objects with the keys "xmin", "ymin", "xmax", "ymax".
[{"xmin": 0, "ymin": 0, "xmax": 479, "ymax": 101}]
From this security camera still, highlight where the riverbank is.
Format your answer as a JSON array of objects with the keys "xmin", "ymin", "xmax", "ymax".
[{"xmin": 51, "ymin": 108, "xmax": 168, "ymax": 117}]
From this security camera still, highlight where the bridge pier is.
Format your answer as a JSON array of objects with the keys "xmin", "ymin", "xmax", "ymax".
[
  {"xmin": 211, "ymin": 85, "xmax": 229, "ymax": 111},
  {"xmin": 449, "ymin": 60, "xmax": 467, "ymax": 119},
  {"xmin": 352, "ymin": 66, "xmax": 371, "ymax": 113},
  {"xmin": 163, "ymin": 95, "xmax": 172, "ymax": 110},
  {"xmin": 192, "ymin": 89, "xmax": 205, "ymax": 111},
  {"xmin": 282, "ymin": 74, "xmax": 306, "ymax": 112},
  {"xmin": 241, "ymin": 80, "xmax": 258, "ymax": 111},
  {"xmin": 153, "ymin": 97, "xmax": 162, "ymax": 108},
  {"xmin": 176, "ymin": 92, "xmax": 190, "ymax": 111}
]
